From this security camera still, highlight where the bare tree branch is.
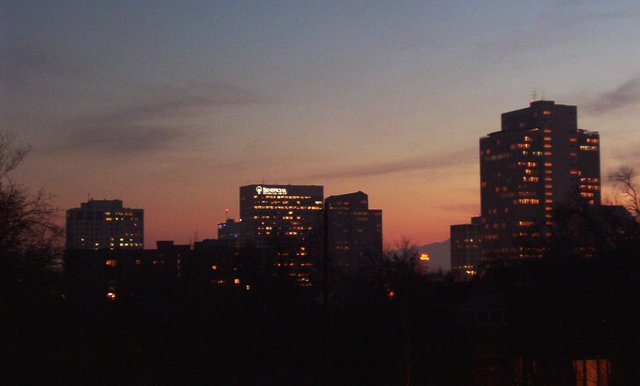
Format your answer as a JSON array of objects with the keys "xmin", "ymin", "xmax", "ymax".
[
  {"xmin": 1, "ymin": 131, "xmax": 62, "ymax": 277},
  {"xmin": 609, "ymin": 166, "xmax": 640, "ymax": 219},
  {"xmin": 0, "ymin": 131, "xmax": 30, "ymax": 180}
]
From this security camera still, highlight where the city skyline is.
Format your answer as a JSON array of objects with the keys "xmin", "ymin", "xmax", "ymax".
[{"xmin": 4, "ymin": 2, "xmax": 640, "ymax": 247}]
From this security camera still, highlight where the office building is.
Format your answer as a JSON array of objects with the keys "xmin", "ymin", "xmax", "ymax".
[
  {"xmin": 325, "ymin": 191, "xmax": 383, "ymax": 269},
  {"xmin": 239, "ymin": 184, "xmax": 323, "ymax": 285},
  {"xmin": 65, "ymin": 240, "xmax": 185, "ymax": 303},
  {"xmin": 480, "ymin": 100, "xmax": 600, "ymax": 261},
  {"xmin": 66, "ymin": 199, "xmax": 143, "ymax": 250},
  {"xmin": 450, "ymin": 217, "xmax": 481, "ymax": 280},
  {"xmin": 217, "ymin": 218, "xmax": 241, "ymax": 246}
]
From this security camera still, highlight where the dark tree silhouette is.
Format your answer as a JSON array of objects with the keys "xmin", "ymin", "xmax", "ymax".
[
  {"xmin": 1, "ymin": 132, "xmax": 64, "ymax": 385},
  {"xmin": 609, "ymin": 166, "xmax": 640, "ymax": 219},
  {"xmin": 0, "ymin": 132, "xmax": 62, "ymax": 287}
]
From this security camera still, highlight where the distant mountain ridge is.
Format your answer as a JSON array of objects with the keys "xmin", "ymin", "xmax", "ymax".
[{"xmin": 417, "ymin": 239, "xmax": 450, "ymax": 272}]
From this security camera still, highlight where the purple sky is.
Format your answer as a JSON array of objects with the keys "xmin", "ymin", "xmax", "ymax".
[{"xmin": 3, "ymin": 1, "xmax": 640, "ymax": 247}]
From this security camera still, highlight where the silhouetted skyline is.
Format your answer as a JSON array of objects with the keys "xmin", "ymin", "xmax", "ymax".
[{"xmin": 4, "ymin": 2, "xmax": 640, "ymax": 247}]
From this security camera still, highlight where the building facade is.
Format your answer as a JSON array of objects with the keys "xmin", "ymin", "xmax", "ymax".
[
  {"xmin": 66, "ymin": 199, "xmax": 144, "ymax": 250},
  {"xmin": 450, "ymin": 216, "xmax": 481, "ymax": 280},
  {"xmin": 65, "ymin": 240, "xmax": 186, "ymax": 303},
  {"xmin": 480, "ymin": 100, "xmax": 600, "ymax": 261},
  {"xmin": 239, "ymin": 184, "xmax": 324, "ymax": 286},
  {"xmin": 217, "ymin": 218, "xmax": 241, "ymax": 246},
  {"xmin": 325, "ymin": 191, "xmax": 383, "ymax": 269}
]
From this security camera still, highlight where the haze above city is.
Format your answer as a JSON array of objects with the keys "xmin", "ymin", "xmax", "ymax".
[{"xmin": 3, "ymin": 1, "xmax": 640, "ymax": 247}]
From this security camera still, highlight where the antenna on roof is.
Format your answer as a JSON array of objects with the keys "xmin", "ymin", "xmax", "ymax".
[
  {"xmin": 225, "ymin": 208, "xmax": 230, "ymax": 220},
  {"xmin": 530, "ymin": 89, "xmax": 538, "ymax": 102}
]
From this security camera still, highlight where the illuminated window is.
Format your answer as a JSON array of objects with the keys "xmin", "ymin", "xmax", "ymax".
[
  {"xmin": 105, "ymin": 259, "xmax": 117, "ymax": 267},
  {"xmin": 573, "ymin": 359, "xmax": 610, "ymax": 386},
  {"xmin": 517, "ymin": 198, "xmax": 540, "ymax": 204}
]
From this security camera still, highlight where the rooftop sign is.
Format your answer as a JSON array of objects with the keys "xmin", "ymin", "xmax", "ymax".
[{"xmin": 256, "ymin": 186, "xmax": 288, "ymax": 195}]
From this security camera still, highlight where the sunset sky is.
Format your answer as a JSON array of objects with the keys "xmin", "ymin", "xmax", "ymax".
[{"xmin": 3, "ymin": 1, "xmax": 640, "ymax": 247}]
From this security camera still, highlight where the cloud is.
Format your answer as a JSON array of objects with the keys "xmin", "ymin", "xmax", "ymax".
[
  {"xmin": 0, "ymin": 41, "xmax": 269, "ymax": 157},
  {"xmin": 0, "ymin": 43, "xmax": 82, "ymax": 93},
  {"xmin": 497, "ymin": 6, "xmax": 639, "ymax": 54},
  {"xmin": 563, "ymin": 7, "xmax": 640, "ymax": 24},
  {"xmin": 73, "ymin": 84, "xmax": 266, "ymax": 127},
  {"xmin": 71, "ymin": 125, "xmax": 184, "ymax": 153},
  {"xmin": 56, "ymin": 82, "xmax": 268, "ymax": 156},
  {"xmin": 585, "ymin": 75, "xmax": 640, "ymax": 114},
  {"xmin": 304, "ymin": 146, "xmax": 477, "ymax": 180},
  {"xmin": 609, "ymin": 145, "xmax": 640, "ymax": 166}
]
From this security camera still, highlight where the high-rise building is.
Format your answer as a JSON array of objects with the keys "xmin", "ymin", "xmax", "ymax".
[
  {"xmin": 450, "ymin": 217, "xmax": 481, "ymax": 280},
  {"xmin": 325, "ymin": 191, "xmax": 382, "ymax": 269},
  {"xmin": 66, "ymin": 199, "xmax": 143, "ymax": 250},
  {"xmin": 480, "ymin": 100, "xmax": 600, "ymax": 261},
  {"xmin": 217, "ymin": 218, "xmax": 241, "ymax": 245},
  {"xmin": 239, "ymin": 184, "xmax": 323, "ymax": 286}
]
